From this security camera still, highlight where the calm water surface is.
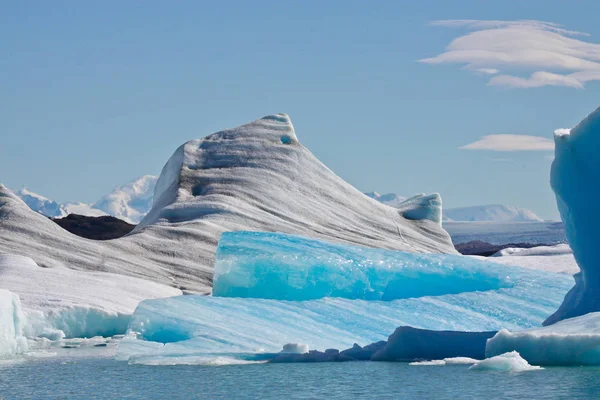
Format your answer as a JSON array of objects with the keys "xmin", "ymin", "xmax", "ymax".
[{"xmin": 1, "ymin": 354, "xmax": 600, "ymax": 400}]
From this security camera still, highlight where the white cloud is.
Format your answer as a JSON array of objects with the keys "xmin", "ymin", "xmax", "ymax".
[
  {"xmin": 422, "ymin": 20, "xmax": 600, "ymax": 89},
  {"xmin": 460, "ymin": 134, "xmax": 555, "ymax": 151}
]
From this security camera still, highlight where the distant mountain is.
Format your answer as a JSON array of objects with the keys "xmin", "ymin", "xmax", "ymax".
[
  {"xmin": 14, "ymin": 175, "xmax": 157, "ymax": 224},
  {"xmin": 364, "ymin": 192, "xmax": 407, "ymax": 208},
  {"xmin": 16, "ymin": 188, "xmax": 66, "ymax": 218},
  {"xmin": 367, "ymin": 192, "xmax": 542, "ymax": 222},
  {"xmin": 93, "ymin": 175, "xmax": 157, "ymax": 224},
  {"xmin": 443, "ymin": 205, "xmax": 542, "ymax": 222}
]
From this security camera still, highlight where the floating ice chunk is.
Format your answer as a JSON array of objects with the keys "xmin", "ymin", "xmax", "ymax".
[
  {"xmin": 213, "ymin": 232, "xmax": 519, "ymax": 301},
  {"xmin": 469, "ymin": 351, "xmax": 542, "ymax": 372},
  {"xmin": 547, "ymin": 106, "xmax": 600, "ymax": 324},
  {"xmin": 372, "ymin": 326, "xmax": 496, "ymax": 361},
  {"xmin": 409, "ymin": 360, "xmax": 447, "ymax": 366},
  {"xmin": 409, "ymin": 357, "xmax": 479, "ymax": 366},
  {"xmin": 443, "ymin": 357, "xmax": 480, "ymax": 365},
  {"xmin": 486, "ymin": 312, "xmax": 600, "ymax": 366},
  {"xmin": 0, "ymin": 289, "xmax": 28, "ymax": 357},
  {"xmin": 281, "ymin": 343, "xmax": 309, "ymax": 354}
]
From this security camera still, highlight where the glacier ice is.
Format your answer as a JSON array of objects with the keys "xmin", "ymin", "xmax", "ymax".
[
  {"xmin": 483, "ymin": 244, "xmax": 578, "ymax": 275},
  {"xmin": 213, "ymin": 232, "xmax": 514, "ymax": 301},
  {"xmin": 0, "ymin": 254, "xmax": 181, "ymax": 339},
  {"xmin": 486, "ymin": 312, "xmax": 600, "ymax": 366},
  {"xmin": 117, "ymin": 232, "xmax": 573, "ymax": 364},
  {"xmin": 469, "ymin": 351, "xmax": 542, "ymax": 372},
  {"xmin": 0, "ymin": 289, "xmax": 28, "ymax": 356},
  {"xmin": 546, "ymin": 106, "xmax": 600, "ymax": 325},
  {"xmin": 409, "ymin": 357, "xmax": 479, "ymax": 366},
  {"xmin": 371, "ymin": 326, "xmax": 496, "ymax": 361},
  {"xmin": 0, "ymin": 113, "xmax": 455, "ymax": 295}
]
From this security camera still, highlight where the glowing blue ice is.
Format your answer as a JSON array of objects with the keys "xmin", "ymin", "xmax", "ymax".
[
  {"xmin": 213, "ymin": 232, "xmax": 514, "ymax": 301},
  {"xmin": 117, "ymin": 232, "xmax": 574, "ymax": 364}
]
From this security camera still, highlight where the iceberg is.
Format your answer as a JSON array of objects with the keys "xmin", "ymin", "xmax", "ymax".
[
  {"xmin": 469, "ymin": 351, "xmax": 542, "ymax": 372},
  {"xmin": 213, "ymin": 232, "xmax": 514, "ymax": 301},
  {"xmin": 486, "ymin": 312, "xmax": 600, "ymax": 366},
  {"xmin": 546, "ymin": 106, "xmax": 600, "ymax": 324},
  {"xmin": 117, "ymin": 232, "xmax": 574, "ymax": 364},
  {"xmin": 0, "ymin": 289, "xmax": 28, "ymax": 356},
  {"xmin": 0, "ymin": 113, "xmax": 455, "ymax": 296},
  {"xmin": 0, "ymin": 254, "xmax": 181, "ymax": 339}
]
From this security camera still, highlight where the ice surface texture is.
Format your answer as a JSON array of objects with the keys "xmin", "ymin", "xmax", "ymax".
[
  {"xmin": 117, "ymin": 232, "xmax": 573, "ymax": 364},
  {"xmin": 213, "ymin": 232, "xmax": 514, "ymax": 301},
  {"xmin": 469, "ymin": 351, "xmax": 542, "ymax": 372},
  {"xmin": 0, "ymin": 289, "xmax": 28, "ymax": 356},
  {"xmin": 547, "ymin": 106, "xmax": 600, "ymax": 325},
  {"xmin": 0, "ymin": 114, "xmax": 455, "ymax": 295},
  {"xmin": 487, "ymin": 312, "xmax": 600, "ymax": 366},
  {"xmin": 0, "ymin": 255, "xmax": 181, "ymax": 339}
]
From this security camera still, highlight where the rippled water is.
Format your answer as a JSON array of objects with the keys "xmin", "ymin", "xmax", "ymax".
[{"xmin": 1, "ymin": 354, "xmax": 599, "ymax": 400}]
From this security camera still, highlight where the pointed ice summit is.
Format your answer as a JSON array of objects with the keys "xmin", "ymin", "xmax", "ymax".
[{"xmin": 0, "ymin": 114, "xmax": 455, "ymax": 294}]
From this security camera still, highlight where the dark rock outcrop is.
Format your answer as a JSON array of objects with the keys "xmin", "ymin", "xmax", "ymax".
[{"xmin": 51, "ymin": 214, "xmax": 135, "ymax": 240}]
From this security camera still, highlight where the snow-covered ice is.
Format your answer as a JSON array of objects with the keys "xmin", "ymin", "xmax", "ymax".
[
  {"xmin": 0, "ymin": 254, "xmax": 181, "ymax": 339},
  {"xmin": 484, "ymin": 244, "xmax": 578, "ymax": 275},
  {"xmin": 486, "ymin": 312, "xmax": 600, "ymax": 366},
  {"xmin": 0, "ymin": 114, "xmax": 456, "ymax": 295},
  {"xmin": 213, "ymin": 232, "xmax": 513, "ymax": 301},
  {"xmin": 469, "ymin": 351, "xmax": 542, "ymax": 372},
  {"xmin": 0, "ymin": 289, "xmax": 28, "ymax": 357},
  {"xmin": 546, "ymin": 106, "xmax": 600, "ymax": 325}
]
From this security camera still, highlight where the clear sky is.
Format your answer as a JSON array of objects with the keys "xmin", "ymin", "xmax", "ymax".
[{"xmin": 2, "ymin": 1, "xmax": 599, "ymax": 220}]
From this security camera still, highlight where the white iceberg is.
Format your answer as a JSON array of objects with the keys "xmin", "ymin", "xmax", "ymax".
[
  {"xmin": 0, "ymin": 289, "xmax": 28, "ymax": 356},
  {"xmin": 469, "ymin": 351, "xmax": 542, "ymax": 372},
  {"xmin": 0, "ymin": 254, "xmax": 180, "ymax": 339},
  {"xmin": 486, "ymin": 312, "xmax": 600, "ymax": 366},
  {"xmin": 0, "ymin": 114, "xmax": 455, "ymax": 297}
]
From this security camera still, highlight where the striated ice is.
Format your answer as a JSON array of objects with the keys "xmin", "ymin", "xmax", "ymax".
[
  {"xmin": 213, "ymin": 232, "xmax": 515, "ymax": 301},
  {"xmin": 117, "ymin": 233, "xmax": 573, "ymax": 364}
]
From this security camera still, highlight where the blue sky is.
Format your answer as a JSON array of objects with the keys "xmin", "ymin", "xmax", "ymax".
[{"xmin": 2, "ymin": 1, "xmax": 600, "ymax": 220}]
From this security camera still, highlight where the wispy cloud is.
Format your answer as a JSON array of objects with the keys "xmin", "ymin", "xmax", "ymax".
[
  {"xmin": 460, "ymin": 134, "xmax": 555, "ymax": 151},
  {"xmin": 421, "ymin": 19, "xmax": 600, "ymax": 89}
]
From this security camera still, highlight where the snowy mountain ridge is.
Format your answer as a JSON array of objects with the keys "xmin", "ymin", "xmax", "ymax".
[
  {"xmin": 14, "ymin": 175, "xmax": 158, "ymax": 224},
  {"xmin": 443, "ymin": 204, "xmax": 543, "ymax": 222},
  {"xmin": 366, "ymin": 192, "xmax": 542, "ymax": 222}
]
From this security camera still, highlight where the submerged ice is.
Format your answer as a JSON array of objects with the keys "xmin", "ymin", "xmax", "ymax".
[
  {"xmin": 213, "ymin": 232, "xmax": 514, "ymax": 301},
  {"xmin": 117, "ymin": 232, "xmax": 573, "ymax": 364}
]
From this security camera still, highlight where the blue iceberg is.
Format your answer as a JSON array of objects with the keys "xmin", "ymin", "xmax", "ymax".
[
  {"xmin": 213, "ymin": 232, "xmax": 515, "ymax": 301},
  {"xmin": 117, "ymin": 232, "xmax": 574, "ymax": 364}
]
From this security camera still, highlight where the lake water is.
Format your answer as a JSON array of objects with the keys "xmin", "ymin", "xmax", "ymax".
[{"xmin": 1, "ymin": 351, "xmax": 599, "ymax": 400}]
